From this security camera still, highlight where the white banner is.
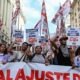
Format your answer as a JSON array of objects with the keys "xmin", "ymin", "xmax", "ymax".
[
  {"xmin": 66, "ymin": 27, "xmax": 80, "ymax": 46},
  {"xmin": 0, "ymin": 62, "xmax": 80, "ymax": 80},
  {"xmin": 26, "ymin": 29, "xmax": 39, "ymax": 44},
  {"xmin": 13, "ymin": 30, "xmax": 23, "ymax": 44}
]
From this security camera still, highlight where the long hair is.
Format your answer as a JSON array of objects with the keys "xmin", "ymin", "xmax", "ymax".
[
  {"xmin": 75, "ymin": 46, "xmax": 80, "ymax": 56},
  {"xmin": 0, "ymin": 43, "xmax": 7, "ymax": 55},
  {"xmin": 50, "ymin": 40, "xmax": 58, "ymax": 55}
]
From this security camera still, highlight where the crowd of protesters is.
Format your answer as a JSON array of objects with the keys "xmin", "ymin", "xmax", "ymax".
[{"xmin": 0, "ymin": 35, "xmax": 80, "ymax": 68}]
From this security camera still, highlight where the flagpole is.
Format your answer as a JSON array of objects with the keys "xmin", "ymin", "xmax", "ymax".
[{"xmin": 18, "ymin": 15, "xmax": 19, "ymax": 30}]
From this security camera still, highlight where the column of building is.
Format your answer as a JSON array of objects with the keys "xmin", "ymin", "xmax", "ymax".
[
  {"xmin": 0, "ymin": 0, "xmax": 25, "ymax": 44},
  {"xmin": 0, "ymin": 0, "xmax": 13, "ymax": 44},
  {"xmin": 70, "ymin": 0, "xmax": 80, "ymax": 27}
]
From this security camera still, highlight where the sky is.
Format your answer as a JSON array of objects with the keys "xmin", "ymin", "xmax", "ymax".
[{"xmin": 20, "ymin": 0, "xmax": 73, "ymax": 34}]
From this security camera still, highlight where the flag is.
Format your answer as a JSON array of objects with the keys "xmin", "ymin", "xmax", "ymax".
[
  {"xmin": 52, "ymin": 5, "xmax": 62, "ymax": 23},
  {"xmin": 41, "ymin": 0, "xmax": 49, "ymax": 39},
  {"xmin": 61, "ymin": 0, "xmax": 71, "ymax": 16},
  {"xmin": 56, "ymin": 21, "xmax": 60, "ymax": 37},
  {"xmin": 52, "ymin": 0, "xmax": 71, "ymax": 23},
  {"xmin": 60, "ymin": 13, "xmax": 66, "ymax": 36},
  {"xmin": 52, "ymin": 14, "xmax": 59, "ymax": 23},
  {"xmin": 12, "ymin": 0, "xmax": 20, "ymax": 25},
  {"xmin": 34, "ymin": 20, "xmax": 41, "ymax": 36},
  {"xmin": 12, "ymin": 0, "xmax": 20, "ymax": 21},
  {"xmin": 34, "ymin": 20, "xmax": 41, "ymax": 28},
  {"xmin": 16, "ymin": 0, "xmax": 20, "ymax": 8},
  {"xmin": 11, "ymin": 0, "xmax": 20, "ymax": 41}
]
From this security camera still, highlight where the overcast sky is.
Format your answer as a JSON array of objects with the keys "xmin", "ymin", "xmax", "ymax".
[{"xmin": 20, "ymin": 0, "xmax": 73, "ymax": 34}]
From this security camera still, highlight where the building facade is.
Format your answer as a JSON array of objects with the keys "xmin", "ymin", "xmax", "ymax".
[
  {"xmin": 0, "ymin": 0, "xmax": 25, "ymax": 44},
  {"xmin": 11, "ymin": 0, "xmax": 25, "ymax": 43},
  {"xmin": 0, "ymin": 0, "xmax": 13, "ymax": 44},
  {"xmin": 70, "ymin": 0, "xmax": 80, "ymax": 27}
]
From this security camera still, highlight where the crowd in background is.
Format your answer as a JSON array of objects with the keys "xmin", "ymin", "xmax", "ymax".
[{"xmin": 0, "ymin": 35, "xmax": 80, "ymax": 68}]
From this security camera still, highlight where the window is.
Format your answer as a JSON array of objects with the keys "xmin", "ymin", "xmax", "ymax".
[
  {"xmin": 75, "ymin": 19, "xmax": 77, "ymax": 23},
  {"xmin": 3, "ymin": 30, "xmax": 4, "ymax": 32},
  {"xmin": 2, "ymin": 35, "xmax": 4, "ymax": 39},
  {"xmin": 75, "ymin": 13, "xmax": 76, "ymax": 16},
  {"xmin": 79, "ymin": 15, "xmax": 80, "ymax": 19},
  {"xmin": 78, "ymin": 8, "xmax": 80, "ymax": 11},
  {"xmin": 78, "ymin": 0, "xmax": 80, "ymax": 5},
  {"xmin": 78, "ymin": 1, "xmax": 79, "ymax": 5},
  {"xmin": 72, "ymin": 17, "xmax": 74, "ymax": 20},
  {"xmin": 5, "ymin": 0, "xmax": 8, "ymax": 26}
]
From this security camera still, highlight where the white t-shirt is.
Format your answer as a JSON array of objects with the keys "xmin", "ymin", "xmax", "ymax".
[
  {"xmin": 15, "ymin": 51, "xmax": 28, "ymax": 62},
  {"xmin": 0, "ymin": 53, "xmax": 8, "ymax": 63},
  {"xmin": 32, "ymin": 54, "xmax": 45, "ymax": 64},
  {"xmin": 0, "ymin": 53, "xmax": 4, "ymax": 62},
  {"xmin": 13, "ymin": 51, "xmax": 23, "ymax": 60},
  {"xmin": 7, "ymin": 51, "xmax": 19, "ymax": 62},
  {"xmin": 74, "ymin": 55, "xmax": 80, "ymax": 67}
]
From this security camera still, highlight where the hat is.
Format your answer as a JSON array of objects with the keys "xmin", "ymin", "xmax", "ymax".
[
  {"xmin": 22, "ymin": 42, "xmax": 28, "ymax": 46},
  {"xmin": 59, "ymin": 35, "xmax": 68, "ymax": 41}
]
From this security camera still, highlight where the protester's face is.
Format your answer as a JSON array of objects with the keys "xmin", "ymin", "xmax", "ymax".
[
  {"xmin": 22, "ymin": 44, "xmax": 28, "ymax": 51},
  {"xmin": 61, "ymin": 39, "xmax": 66, "ymax": 45},
  {"xmin": 0, "ymin": 44, "xmax": 6, "ymax": 53},
  {"xmin": 35, "ymin": 46, "xmax": 42, "ymax": 54}
]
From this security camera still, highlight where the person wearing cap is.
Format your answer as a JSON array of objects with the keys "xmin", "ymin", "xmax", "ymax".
[{"xmin": 57, "ymin": 35, "xmax": 71, "ymax": 66}]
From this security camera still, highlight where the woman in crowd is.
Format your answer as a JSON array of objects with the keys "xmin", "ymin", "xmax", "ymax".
[
  {"xmin": 7, "ymin": 46, "xmax": 18, "ymax": 62},
  {"xmin": 0, "ymin": 43, "xmax": 8, "ymax": 64}
]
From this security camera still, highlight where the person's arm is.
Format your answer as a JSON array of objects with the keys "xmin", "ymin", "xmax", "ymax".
[
  {"xmin": 45, "ymin": 57, "xmax": 50, "ymax": 66},
  {"xmin": 9, "ymin": 41, "xmax": 17, "ymax": 48},
  {"xmin": 74, "ymin": 57, "xmax": 78, "ymax": 66},
  {"xmin": 71, "ymin": 57, "xmax": 79, "ymax": 69},
  {"xmin": 69, "ymin": 48, "xmax": 75, "ymax": 66},
  {"xmin": 25, "ymin": 47, "xmax": 33, "ymax": 56}
]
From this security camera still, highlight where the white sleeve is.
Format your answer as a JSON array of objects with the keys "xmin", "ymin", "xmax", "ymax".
[
  {"xmin": 46, "ymin": 50, "xmax": 54, "ymax": 58},
  {"xmin": 13, "ymin": 51, "xmax": 22, "ymax": 60},
  {"xmin": 74, "ymin": 57, "xmax": 78, "ymax": 66}
]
